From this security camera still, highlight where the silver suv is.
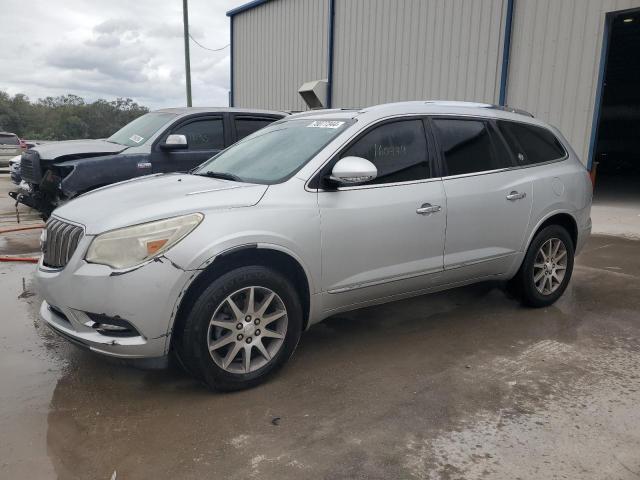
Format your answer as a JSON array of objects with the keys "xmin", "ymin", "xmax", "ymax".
[
  {"xmin": 36, "ymin": 101, "xmax": 592, "ymax": 390},
  {"xmin": 0, "ymin": 132, "xmax": 23, "ymax": 167}
]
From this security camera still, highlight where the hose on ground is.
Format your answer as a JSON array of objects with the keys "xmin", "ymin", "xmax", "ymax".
[{"xmin": 0, "ymin": 256, "xmax": 39, "ymax": 263}]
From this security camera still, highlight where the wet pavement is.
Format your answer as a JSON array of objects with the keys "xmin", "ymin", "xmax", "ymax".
[{"xmin": 1, "ymin": 176, "xmax": 640, "ymax": 479}]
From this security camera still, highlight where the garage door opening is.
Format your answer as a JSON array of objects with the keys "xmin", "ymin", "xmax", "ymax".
[{"xmin": 592, "ymin": 8, "xmax": 640, "ymax": 208}]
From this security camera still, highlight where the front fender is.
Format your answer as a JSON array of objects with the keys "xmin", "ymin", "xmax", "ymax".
[
  {"xmin": 168, "ymin": 234, "xmax": 318, "ymax": 295},
  {"xmin": 57, "ymin": 153, "xmax": 153, "ymax": 195}
]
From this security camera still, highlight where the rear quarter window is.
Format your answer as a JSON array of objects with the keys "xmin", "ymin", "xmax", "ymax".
[
  {"xmin": 497, "ymin": 121, "xmax": 566, "ymax": 165},
  {"xmin": 235, "ymin": 118, "xmax": 278, "ymax": 141}
]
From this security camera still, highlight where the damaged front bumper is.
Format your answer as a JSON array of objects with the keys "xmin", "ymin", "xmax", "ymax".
[
  {"xmin": 9, "ymin": 188, "xmax": 55, "ymax": 218},
  {"xmin": 36, "ymin": 235, "xmax": 194, "ymax": 361}
]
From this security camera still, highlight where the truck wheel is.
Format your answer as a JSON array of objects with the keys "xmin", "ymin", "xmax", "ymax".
[
  {"xmin": 512, "ymin": 225, "xmax": 575, "ymax": 308},
  {"xmin": 177, "ymin": 266, "xmax": 303, "ymax": 391}
]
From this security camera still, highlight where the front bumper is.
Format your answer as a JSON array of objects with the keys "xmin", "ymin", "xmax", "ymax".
[{"xmin": 36, "ymin": 236, "xmax": 193, "ymax": 359}]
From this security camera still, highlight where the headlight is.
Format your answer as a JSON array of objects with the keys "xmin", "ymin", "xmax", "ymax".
[{"xmin": 85, "ymin": 213, "xmax": 203, "ymax": 269}]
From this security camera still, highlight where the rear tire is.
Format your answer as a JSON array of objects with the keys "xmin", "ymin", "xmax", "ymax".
[
  {"xmin": 512, "ymin": 225, "xmax": 574, "ymax": 308},
  {"xmin": 176, "ymin": 266, "xmax": 302, "ymax": 391}
]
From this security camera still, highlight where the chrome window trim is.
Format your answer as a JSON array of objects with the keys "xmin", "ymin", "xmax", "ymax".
[
  {"xmin": 305, "ymin": 113, "xmax": 572, "ymax": 192},
  {"xmin": 320, "ymin": 176, "xmax": 444, "ymax": 193}
]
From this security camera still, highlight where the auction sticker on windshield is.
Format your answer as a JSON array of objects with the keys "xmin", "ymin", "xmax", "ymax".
[
  {"xmin": 129, "ymin": 134, "xmax": 144, "ymax": 143},
  {"xmin": 306, "ymin": 121, "xmax": 345, "ymax": 129}
]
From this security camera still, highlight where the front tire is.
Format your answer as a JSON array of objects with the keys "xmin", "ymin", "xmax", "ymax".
[
  {"xmin": 512, "ymin": 225, "xmax": 575, "ymax": 308},
  {"xmin": 177, "ymin": 266, "xmax": 303, "ymax": 391}
]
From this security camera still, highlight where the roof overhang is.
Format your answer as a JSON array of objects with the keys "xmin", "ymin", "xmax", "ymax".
[{"xmin": 227, "ymin": 0, "xmax": 272, "ymax": 17}]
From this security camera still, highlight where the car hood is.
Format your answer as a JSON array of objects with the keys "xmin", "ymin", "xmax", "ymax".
[
  {"xmin": 53, "ymin": 173, "xmax": 268, "ymax": 235},
  {"xmin": 33, "ymin": 139, "xmax": 127, "ymax": 161}
]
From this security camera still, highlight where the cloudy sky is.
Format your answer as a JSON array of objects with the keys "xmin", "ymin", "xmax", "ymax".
[{"xmin": 0, "ymin": 0, "xmax": 248, "ymax": 109}]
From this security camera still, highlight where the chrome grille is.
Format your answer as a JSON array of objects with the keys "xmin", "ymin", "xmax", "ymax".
[{"xmin": 43, "ymin": 218, "xmax": 84, "ymax": 269}]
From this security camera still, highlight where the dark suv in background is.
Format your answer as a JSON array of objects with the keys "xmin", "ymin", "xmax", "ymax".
[{"xmin": 11, "ymin": 108, "xmax": 286, "ymax": 217}]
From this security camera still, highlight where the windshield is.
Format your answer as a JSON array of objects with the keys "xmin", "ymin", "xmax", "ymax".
[
  {"xmin": 107, "ymin": 112, "xmax": 176, "ymax": 147},
  {"xmin": 193, "ymin": 118, "xmax": 352, "ymax": 184}
]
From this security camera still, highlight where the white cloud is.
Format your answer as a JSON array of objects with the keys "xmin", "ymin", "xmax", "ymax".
[{"xmin": 0, "ymin": 0, "xmax": 248, "ymax": 109}]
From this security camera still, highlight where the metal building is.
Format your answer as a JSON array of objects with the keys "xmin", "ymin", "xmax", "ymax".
[{"xmin": 227, "ymin": 0, "xmax": 640, "ymax": 171}]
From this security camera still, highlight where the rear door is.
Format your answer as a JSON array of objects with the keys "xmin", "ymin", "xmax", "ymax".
[
  {"xmin": 152, "ymin": 115, "xmax": 225, "ymax": 173},
  {"xmin": 430, "ymin": 117, "xmax": 533, "ymax": 273}
]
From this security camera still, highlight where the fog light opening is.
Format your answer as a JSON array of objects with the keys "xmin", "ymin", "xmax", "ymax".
[{"xmin": 86, "ymin": 313, "xmax": 141, "ymax": 338}]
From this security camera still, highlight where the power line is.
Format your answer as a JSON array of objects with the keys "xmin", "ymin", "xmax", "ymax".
[{"xmin": 188, "ymin": 33, "xmax": 230, "ymax": 52}]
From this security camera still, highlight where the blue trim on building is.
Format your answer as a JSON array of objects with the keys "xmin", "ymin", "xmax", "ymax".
[
  {"xmin": 498, "ymin": 0, "xmax": 515, "ymax": 106},
  {"xmin": 587, "ymin": 13, "xmax": 612, "ymax": 170},
  {"xmin": 227, "ymin": 0, "xmax": 271, "ymax": 17},
  {"xmin": 326, "ymin": 0, "xmax": 336, "ymax": 108},
  {"xmin": 229, "ymin": 16, "xmax": 235, "ymax": 107}
]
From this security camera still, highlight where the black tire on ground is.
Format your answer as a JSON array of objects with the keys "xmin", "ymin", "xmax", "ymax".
[
  {"xmin": 176, "ymin": 265, "xmax": 303, "ymax": 391},
  {"xmin": 511, "ymin": 225, "xmax": 575, "ymax": 308}
]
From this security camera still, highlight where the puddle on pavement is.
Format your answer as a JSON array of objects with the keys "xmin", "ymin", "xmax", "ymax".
[
  {"xmin": 0, "ymin": 229, "xmax": 41, "ymax": 256},
  {"xmin": 1, "ymin": 235, "xmax": 639, "ymax": 479}
]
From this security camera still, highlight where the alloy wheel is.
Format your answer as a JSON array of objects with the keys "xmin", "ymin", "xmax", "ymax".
[
  {"xmin": 207, "ymin": 286, "xmax": 288, "ymax": 374},
  {"xmin": 533, "ymin": 238, "xmax": 568, "ymax": 295}
]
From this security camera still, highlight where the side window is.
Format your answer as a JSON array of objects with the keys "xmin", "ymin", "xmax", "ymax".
[
  {"xmin": 432, "ymin": 118, "xmax": 512, "ymax": 176},
  {"xmin": 172, "ymin": 119, "xmax": 224, "ymax": 150},
  {"xmin": 497, "ymin": 121, "xmax": 566, "ymax": 165},
  {"xmin": 235, "ymin": 118, "xmax": 276, "ymax": 140},
  {"xmin": 340, "ymin": 119, "xmax": 430, "ymax": 185}
]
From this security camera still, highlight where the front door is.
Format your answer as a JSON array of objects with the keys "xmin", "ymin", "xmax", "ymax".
[
  {"xmin": 318, "ymin": 118, "xmax": 446, "ymax": 311},
  {"xmin": 431, "ymin": 117, "xmax": 533, "ymax": 272},
  {"xmin": 153, "ymin": 116, "xmax": 225, "ymax": 173}
]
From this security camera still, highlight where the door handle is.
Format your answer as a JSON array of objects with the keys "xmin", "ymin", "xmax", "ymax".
[
  {"xmin": 506, "ymin": 191, "xmax": 526, "ymax": 201},
  {"xmin": 416, "ymin": 203, "xmax": 442, "ymax": 215}
]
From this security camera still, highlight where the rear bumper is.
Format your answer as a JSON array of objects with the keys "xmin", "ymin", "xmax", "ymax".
[{"xmin": 575, "ymin": 217, "xmax": 591, "ymax": 255}]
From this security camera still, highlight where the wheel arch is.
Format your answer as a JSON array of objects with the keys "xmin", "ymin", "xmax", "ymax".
[
  {"xmin": 526, "ymin": 211, "xmax": 578, "ymax": 253},
  {"xmin": 170, "ymin": 245, "xmax": 312, "ymax": 351}
]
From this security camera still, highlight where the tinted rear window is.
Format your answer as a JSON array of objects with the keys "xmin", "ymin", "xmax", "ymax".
[
  {"xmin": 432, "ymin": 119, "xmax": 512, "ymax": 176},
  {"xmin": 0, "ymin": 134, "xmax": 19, "ymax": 145},
  {"xmin": 235, "ymin": 118, "xmax": 276, "ymax": 140},
  {"xmin": 497, "ymin": 121, "xmax": 566, "ymax": 165}
]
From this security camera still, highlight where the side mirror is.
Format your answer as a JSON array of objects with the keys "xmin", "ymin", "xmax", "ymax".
[
  {"xmin": 161, "ymin": 134, "xmax": 188, "ymax": 150},
  {"xmin": 329, "ymin": 156, "xmax": 377, "ymax": 185}
]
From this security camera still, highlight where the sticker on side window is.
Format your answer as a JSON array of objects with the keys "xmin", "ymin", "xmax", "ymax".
[
  {"xmin": 129, "ymin": 134, "xmax": 144, "ymax": 143},
  {"xmin": 306, "ymin": 121, "xmax": 345, "ymax": 129}
]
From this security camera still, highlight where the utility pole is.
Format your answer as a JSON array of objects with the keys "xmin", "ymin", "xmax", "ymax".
[{"xmin": 182, "ymin": 0, "xmax": 192, "ymax": 107}]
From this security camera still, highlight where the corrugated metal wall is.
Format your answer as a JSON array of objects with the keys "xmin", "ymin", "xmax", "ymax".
[
  {"xmin": 506, "ymin": 0, "xmax": 640, "ymax": 164},
  {"xmin": 232, "ymin": 0, "xmax": 329, "ymax": 111},
  {"xmin": 331, "ymin": 0, "xmax": 508, "ymax": 107}
]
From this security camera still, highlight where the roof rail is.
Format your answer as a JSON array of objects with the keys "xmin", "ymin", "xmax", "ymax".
[
  {"xmin": 287, "ymin": 108, "xmax": 357, "ymax": 118},
  {"xmin": 487, "ymin": 105, "xmax": 535, "ymax": 117},
  {"xmin": 422, "ymin": 100, "xmax": 534, "ymax": 117}
]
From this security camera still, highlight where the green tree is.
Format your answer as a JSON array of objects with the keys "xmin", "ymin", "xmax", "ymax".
[{"xmin": 0, "ymin": 91, "xmax": 149, "ymax": 140}]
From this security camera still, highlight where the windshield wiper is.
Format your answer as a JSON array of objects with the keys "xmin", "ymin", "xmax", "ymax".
[{"xmin": 194, "ymin": 171, "xmax": 243, "ymax": 182}]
